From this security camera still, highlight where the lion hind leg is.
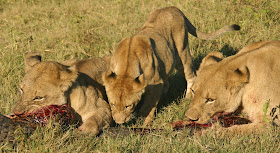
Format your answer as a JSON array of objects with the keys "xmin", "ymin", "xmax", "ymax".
[{"xmin": 173, "ymin": 31, "xmax": 196, "ymax": 97}]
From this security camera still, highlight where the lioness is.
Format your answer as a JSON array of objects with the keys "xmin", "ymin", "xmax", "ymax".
[
  {"xmin": 12, "ymin": 53, "xmax": 112, "ymax": 135},
  {"xmin": 103, "ymin": 6, "xmax": 240, "ymax": 125},
  {"xmin": 185, "ymin": 40, "xmax": 280, "ymax": 132}
]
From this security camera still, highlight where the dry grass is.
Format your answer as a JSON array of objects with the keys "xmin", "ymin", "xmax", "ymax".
[{"xmin": 0, "ymin": 0, "xmax": 279, "ymax": 152}]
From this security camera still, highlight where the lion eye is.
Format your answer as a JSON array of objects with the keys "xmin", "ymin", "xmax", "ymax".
[
  {"xmin": 125, "ymin": 104, "xmax": 132, "ymax": 109},
  {"xmin": 19, "ymin": 87, "xmax": 24, "ymax": 94},
  {"xmin": 108, "ymin": 72, "xmax": 116, "ymax": 78},
  {"xmin": 191, "ymin": 88, "xmax": 195, "ymax": 95},
  {"xmin": 205, "ymin": 98, "xmax": 215, "ymax": 104},
  {"xmin": 33, "ymin": 96, "xmax": 44, "ymax": 102}
]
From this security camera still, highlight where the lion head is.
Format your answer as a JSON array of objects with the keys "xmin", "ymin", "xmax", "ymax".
[
  {"xmin": 185, "ymin": 51, "xmax": 249, "ymax": 124},
  {"xmin": 103, "ymin": 73, "xmax": 146, "ymax": 124},
  {"xmin": 13, "ymin": 52, "xmax": 78, "ymax": 114},
  {"xmin": 103, "ymin": 37, "xmax": 150, "ymax": 124}
]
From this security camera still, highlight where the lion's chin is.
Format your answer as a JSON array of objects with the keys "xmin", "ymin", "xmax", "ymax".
[{"xmin": 114, "ymin": 120, "xmax": 125, "ymax": 124}]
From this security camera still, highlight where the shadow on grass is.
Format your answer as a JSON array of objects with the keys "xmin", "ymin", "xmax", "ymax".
[
  {"xmin": 220, "ymin": 44, "xmax": 239, "ymax": 57},
  {"xmin": 157, "ymin": 73, "xmax": 186, "ymax": 110}
]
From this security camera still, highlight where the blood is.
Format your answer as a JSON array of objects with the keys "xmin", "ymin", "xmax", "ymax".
[
  {"xmin": 8, "ymin": 104, "xmax": 75, "ymax": 128},
  {"xmin": 171, "ymin": 115, "xmax": 251, "ymax": 130},
  {"xmin": 7, "ymin": 105, "xmax": 251, "ymax": 135}
]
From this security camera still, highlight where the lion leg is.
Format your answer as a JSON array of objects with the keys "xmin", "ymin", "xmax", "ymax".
[
  {"xmin": 138, "ymin": 84, "xmax": 163, "ymax": 126},
  {"xmin": 174, "ymin": 34, "xmax": 196, "ymax": 98},
  {"xmin": 199, "ymin": 122, "xmax": 269, "ymax": 137},
  {"xmin": 78, "ymin": 98, "xmax": 112, "ymax": 135},
  {"xmin": 78, "ymin": 116, "xmax": 101, "ymax": 135},
  {"xmin": 222, "ymin": 122, "xmax": 269, "ymax": 135}
]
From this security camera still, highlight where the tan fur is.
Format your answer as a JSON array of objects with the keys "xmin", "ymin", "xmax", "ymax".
[
  {"xmin": 185, "ymin": 40, "xmax": 280, "ymax": 132},
  {"xmin": 13, "ymin": 52, "xmax": 112, "ymax": 135},
  {"xmin": 103, "ymin": 6, "xmax": 240, "ymax": 125},
  {"xmin": 238, "ymin": 40, "xmax": 270, "ymax": 53}
]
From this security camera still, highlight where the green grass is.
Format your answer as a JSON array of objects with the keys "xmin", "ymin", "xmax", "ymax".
[{"xmin": 0, "ymin": 0, "xmax": 279, "ymax": 152}]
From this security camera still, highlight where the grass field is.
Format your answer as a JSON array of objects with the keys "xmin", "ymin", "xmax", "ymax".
[{"xmin": 0, "ymin": 0, "xmax": 279, "ymax": 152}]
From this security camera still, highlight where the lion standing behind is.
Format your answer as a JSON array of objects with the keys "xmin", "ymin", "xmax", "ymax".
[{"xmin": 103, "ymin": 6, "xmax": 240, "ymax": 125}]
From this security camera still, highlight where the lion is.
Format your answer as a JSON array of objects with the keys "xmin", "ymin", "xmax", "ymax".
[
  {"xmin": 185, "ymin": 40, "xmax": 280, "ymax": 132},
  {"xmin": 103, "ymin": 6, "xmax": 240, "ymax": 125},
  {"xmin": 12, "ymin": 52, "xmax": 113, "ymax": 135}
]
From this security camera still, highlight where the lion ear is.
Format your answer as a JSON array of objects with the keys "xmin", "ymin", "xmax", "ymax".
[
  {"xmin": 25, "ymin": 52, "xmax": 42, "ymax": 72},
  {"xmin": 59, "ymin": 65, "xmax": 79, "ymax": 92},
  {"xmin": 225, "ymin": 66, "xmax": 250, "ymax": 94},
  {"xmin": 133, "ymin": 74, "xmax": 147, "ymax": 90},
  {"xmin": 132, "ymin": 35, "xmax": 155, "ymax": 80},
  {"xmin": 103, "ymin": 69, "xmax": 116, "ymax": 86},
  {"xmin": 199, "ymin": 51, "xmax": 223, "ymax": 71}
]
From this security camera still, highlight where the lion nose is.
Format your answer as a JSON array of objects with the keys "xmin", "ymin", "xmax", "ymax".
[
  {"xmin": 13, "ymin": 110, "xmax": 24, "ymax": 115},
  {"xmin": 184, "ymin": 115, "xmax": 199, "ymax": 122},
  {"xmin": 113, "ymin": 113, "xmax": 127, "ymax": 124},
  {"xmin": 12, "ymin": 107, "xmax": 25, "ymax": 115},
  {"xmin": 185, "ymin": 109, "xmax": 200, "ymax": 122},
  {"xmin": 189, "ymin": 117, "xmax": 199, "ymax": 122}
]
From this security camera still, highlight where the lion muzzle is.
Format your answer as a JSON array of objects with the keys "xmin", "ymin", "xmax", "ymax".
[{"xmin": 113, "ymin": 112, "xmax": 130, "ymax": 124}]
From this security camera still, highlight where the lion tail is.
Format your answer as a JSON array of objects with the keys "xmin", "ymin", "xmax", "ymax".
[{"xmin": 185, "ymin": 17, "xmax": 240, "ymax": 40}]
